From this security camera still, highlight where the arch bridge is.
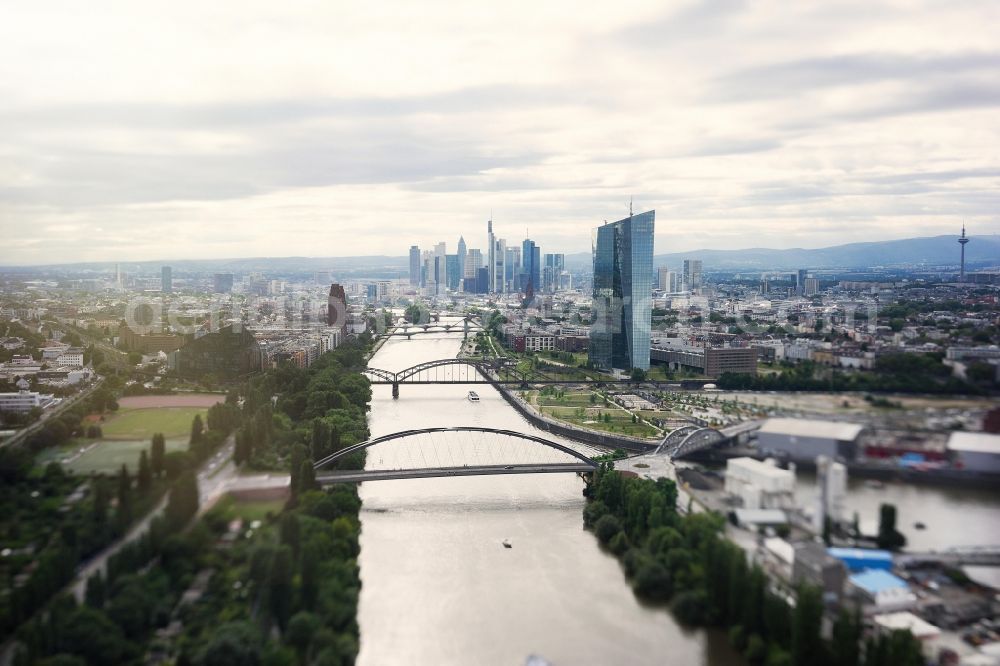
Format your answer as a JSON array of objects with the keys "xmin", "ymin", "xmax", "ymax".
[
  {"xmin": 386, "ymin": 316, "xmax": 483, "ymax": 339},
  {"xmin": 362, "ymin": 357, "xmax": 520, "ymax": 398},
  {"xmin": 657, "ymin": 425, "xmax": 729, "ymax": 459},
  {"xmin": 313, "ymin": 426, "xmax": 598, "ymax": 484}
]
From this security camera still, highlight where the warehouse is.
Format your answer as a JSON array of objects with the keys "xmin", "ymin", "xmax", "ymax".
[
  {"xmin": 724, "ymin": 457, "xmax": 796, "ymax": 510},
  {"xmin": 756, "ymin": 418, "xmax": 863, "ymax": 463},
  {"xmin": 947, "ymin": 431, "xmax": 1000, "ymax": 473}
]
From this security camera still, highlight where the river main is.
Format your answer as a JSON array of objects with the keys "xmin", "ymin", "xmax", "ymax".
[{"xmin": 356, "ymin": 332, "xmax": 742, "ymax": 665}]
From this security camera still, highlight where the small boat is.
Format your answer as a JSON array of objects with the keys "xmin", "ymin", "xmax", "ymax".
[
  {"xmin": 502, "ymin": 539, "xmax": 512, "ymax": 549},
  {"xmin": 467, "ymin": 391, "xmax": 480, "ymax": 402},
  {"xmin": 914, "ymin": 522, "xmax": 926, "ymax": 530}
]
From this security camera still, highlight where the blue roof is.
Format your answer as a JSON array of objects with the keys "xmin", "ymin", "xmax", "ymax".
[
  {"xmin": 849, "ymin": 569, "xmax": 907, "ymax": 594},
  {"xmin": 828, "ymin": 547, "xmax": 893, "ymax": 562}
]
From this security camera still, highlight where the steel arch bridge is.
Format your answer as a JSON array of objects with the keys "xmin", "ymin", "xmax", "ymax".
[
  {"xmin": 657, "ymin": 425, "xmax": 728, "ymax": 459},
  {"xmin": 313, "ymin": 426, "xmax": 599, "ymax": 484},
  {"xmin": 362, "ymin": 357, "xmax": 519, "ymax": 397}
]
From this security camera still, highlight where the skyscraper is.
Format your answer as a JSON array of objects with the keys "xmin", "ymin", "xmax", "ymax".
[
  {"xmin": 457, "ymin": 236, "xmax": 467, "ymax": 290},
  {"xmin": 161, "ymin": 266, "xmax": 172, "ymax": 294},
  {"xmin": 506, "ymin": 246, "xmax": 521, "ymax": 290},
  {"xmin": 795, "ymin": 269, "xmax": 808, "ymax": 296},
  {"xmin": 213, "ymin": 273, "xmax": 234, "ymax": 294},
  {"xmin": 683, "ymin": 259, "xmax": 703, "ymax": 292},
  {"xmin": 487, "ymin": 219, "xmax": 496, "ymax": 293},
  {"xmin": 657, "ymin": 267, "xmax": 677, "ymax": 292},
  {"xmin": 409, "ymin": 245, "xmax": 421, "ymax": 285},
  {"xmin": 465, "ymin": 248, "xmax": 483, "ymax": 278},
  {"xmin": 521, "ymin": 239, "xmax": 540, "ymax": 300},
  {"xmin": 492, "ymin": 238, "xmax": 507, "ymax": 294},
  {"xmin": 589, "ymin": 210, "xmax": 655, "ymax": 371},
  {"xmin": 446, "ymin": 254, "xmax": 460, "ymax": 291},
  {"xmin": 543, "ymin": 253, "xmax": 564, "ymax": 293}
]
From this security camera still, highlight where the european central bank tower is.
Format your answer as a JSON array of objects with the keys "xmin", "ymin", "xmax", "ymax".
[{"xmin": 589, "ymin": 210, "xmax": 654, "ymax": 371}]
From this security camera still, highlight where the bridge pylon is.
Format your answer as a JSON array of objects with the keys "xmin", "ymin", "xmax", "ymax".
[{"xmin": 392, "ymin": 382, "xmax": 399, "ymax": 399}]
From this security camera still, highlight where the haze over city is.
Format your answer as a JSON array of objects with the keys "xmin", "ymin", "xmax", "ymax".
[{"xmin": 3, "ymin": 0, "xmax": 1000, "ymax": 264}]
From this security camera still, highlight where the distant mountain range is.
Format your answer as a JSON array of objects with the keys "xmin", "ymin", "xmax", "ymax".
[
  {"xmin": 3, "ymin": 234, "xmax": 997, "ymax": 275},
  {"xmin": 565, "ymin": 234, "xmax": 1000, "ymax": 272}
]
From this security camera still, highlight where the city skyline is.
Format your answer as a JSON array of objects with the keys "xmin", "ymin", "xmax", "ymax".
[{"xmin": 2, "ymin": 1, "xmax": 1000, "ymax": 265}]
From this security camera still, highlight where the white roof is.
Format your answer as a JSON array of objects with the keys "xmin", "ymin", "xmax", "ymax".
[
  {"xmin": 873, "ymin": 612, "xmax": 940, "ymax": 639},
  {"xmin": 948, "ymin": 431, "xmax": 1000, "ymax": 454},
  {"xmin": 759, "ymin": 418, "xmax": 863, "ymax": 441},
  {"xmin": 763, "ymin": 537, "xmax": 795, "ymax": 564},
  {"xmin": 728, "ymin": 456, "xmax": 794, "ymax": 481}
]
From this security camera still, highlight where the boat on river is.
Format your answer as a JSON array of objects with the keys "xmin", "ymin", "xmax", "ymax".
[{"xmin": 468, "ymin": 391, "xmax": 480, "ymax": 402}]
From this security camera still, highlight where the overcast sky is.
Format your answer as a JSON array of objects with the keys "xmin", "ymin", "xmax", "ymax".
[{"xmin": 2, "ymin": 0, "xmax": 999, "ymax": 265}]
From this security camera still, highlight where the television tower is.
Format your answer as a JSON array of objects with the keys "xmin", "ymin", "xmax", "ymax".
[{"xmin": 958, "ymin": 224, "xmax": 970, "ymax": 282}]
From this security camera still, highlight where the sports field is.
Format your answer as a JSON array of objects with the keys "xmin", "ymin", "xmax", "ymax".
[{"xmin": 39, "ymin": 393, "xmax": 225, "ymax": 474}]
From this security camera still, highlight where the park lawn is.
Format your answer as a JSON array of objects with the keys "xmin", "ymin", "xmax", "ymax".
[
  {"xmin": 540, "ymin": 405, "xmax": 660, "ymax": 439},
  {"xmin": 211, "ymin": 495, "xmax": 285, "ymax": 523},
  {"xmin": 47, "ymin": 436, "xmax": 190, "ymax": 475},
  {"xmin": 100, "ymin": 406, "xmax": 207, "ymax": 440},
  {"xmin": 534, "ymin": 391, "xmax": 599, "ymax": 407}
]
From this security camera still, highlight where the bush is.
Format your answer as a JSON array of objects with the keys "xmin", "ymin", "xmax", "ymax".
[
  {"xmin": 594, "ymin": 514, "xmax": 622, "ymax": 544},
  {"xmin": 632, "ymin": 559, "xmax": 672, "ymax": 601},
  {"xmin": 670, "ymin": 590, "xmax": 708, "ymax": 626}
]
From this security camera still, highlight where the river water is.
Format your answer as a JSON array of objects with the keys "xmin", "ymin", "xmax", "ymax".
[{"xmin": 356, "ymin": 331, "xmax": 743, "ymax": 666}]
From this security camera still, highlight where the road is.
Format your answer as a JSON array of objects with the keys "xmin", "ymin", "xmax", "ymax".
[{"xmin": 0, "ymin": 378, "xmax": 103, "ymax": 450}]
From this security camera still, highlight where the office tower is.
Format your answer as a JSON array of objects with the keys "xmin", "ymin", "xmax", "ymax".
[
  {"xmin": 487, "ymin": 219, "xmax": 496, "ymax": 293},
  {"xmin": 804, "ymin": 277, "xmax": 820, "ymax": 296},
  {"xmin": 161, "ymin": 266, "xmax": 172, "ymax": 294},
  {"xmin": 657, "ymin": 267, "xmax": 670, "ymax": 292},
  {"xmin": 409, "ymin": 246, "xmax": 421, "ymax": 285},
  {"xmin": 327, "ymin": 284, "xmax": 348, "ymax": 336},
  {"xmin": 446, "ymin": 254, "xmax": 460, "ymax": 291},
  {"xmin": 796, "ymin": 269, "xmax": 808, "ymax": 296},
  {"xmin": 492, "ymin": 238, "xmax": 506, "ymax": 294},
  {"xmin": 213, "ymin": 273, "xmax": 234, "ymax": 294},
  {"xmin": 959, "ymin": 225, "xmax": 970, "ymax": 281},
  {"xmin": 683, "ymin": 259, "xmax": 703, "ymax": 291},
  {"xmin": 476, "ymin": 267, "xmax": 489, "ymax": 294},
  {"xmin": 506, "ymin": 246, "xmax": 521, "ymax": 290},
  {"xmin": 543, "ymin": 253, "xmax": 565, "ymax": 293},
  {"xmin": 589, "ymin": 210, "xmax": 655, "ymax": 371},
  {"xmin": 457, "ymin": 236, "xmax": 467, "ymax": 288},
  {"xmin": 466, "ymin": 249, "xmax": 483, "ymax": 278},
  {"xmin": 521, "ymin": 239, "xmax": 540, "ymax": 300}
]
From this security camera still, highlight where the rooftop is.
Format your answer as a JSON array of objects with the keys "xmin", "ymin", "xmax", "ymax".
[
  {"xmin": 947, "ymin": 431, "xmax": 1000, "ymax": 454},
  {"xmin": 872, "ymin": 612, "xmax": 940, "ymax": 640},
  {"xmin": 849, "ymin": 569, "xmax": 908, "ymax": 595},
  {"xmin": 759, "ymin": 417, "xmax": 864, "ymax": 441}
]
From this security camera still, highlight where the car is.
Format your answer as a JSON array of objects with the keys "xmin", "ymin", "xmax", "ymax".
[{"xmin": 503, "ymin": 465, "xmax": 514, "ymax": 470}]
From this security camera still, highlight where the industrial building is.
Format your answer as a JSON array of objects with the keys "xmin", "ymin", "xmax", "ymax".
[
  {"xmin": 946, "ymin": 431, "xmax": 1000, "ymax": 473},
  {"xmin": 756, "ymin": 418, "xmax": 864, "ymax": 463},
  {"xmin": 848, "ymin": 569, "xmax": 916, "ymax": 611},
  {"xmin": 827, "ymin": 547, "xmax": 894, "ymax": 573},
  {"xmin": 724, "ymin": 457, "xmax": 795, "ymax": 510}
]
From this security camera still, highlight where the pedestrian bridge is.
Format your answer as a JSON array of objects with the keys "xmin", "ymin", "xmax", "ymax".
[{"xmin": 313, "ymin": 426, "xmax": 598, "ymax": 485}]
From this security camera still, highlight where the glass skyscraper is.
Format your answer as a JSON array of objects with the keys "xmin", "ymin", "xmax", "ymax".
[{"xmin": 589, "ymin": 210, "xmax": 654, "ymax": 371}]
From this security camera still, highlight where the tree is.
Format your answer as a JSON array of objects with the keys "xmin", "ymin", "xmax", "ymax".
[
  {"xmin": 876, "ymin": 503, "xmax": 907, "ymax": 550},
  {"xmin": 137, "ymin": 450, "xmax": 152, "ymax": 494},
  {"xmin": 166, "ymin": 470, "xmax": 199, "ymax": 531},
  {"xmin": 195, "ymin": 621, "xmax": 263, "ymax": 666},
  {"xmin": 280, "ymin": 513, "xmax": 300, "ymax": 558},
  {"xmin": 299, "ymin": 460, "xmax": 317, "ymax": 495},
  {"xmin": 630, "ymin": 367, "xmax": 647, "ymax": 381},
  {"xmin": 189, "ymin": 414, "xmax": 204, "ymax": 452},
  {"xmin": 285, "ymin": 611, "xmax": 320, "ymax": 662},
  {"xmin": 268, "ymin": 546, "xmax": 294, "ymax": 631},
  {"xmin": 791, "ymin": 585, "xmax": 824, "ymax": 665},
  {"xmin": 150, "ymin": 433, "xmax": 165, "ymax": 477},
  {"xmin": 830, "ymin": 609, "xmax": 861, "ymax": 666},
  {"xmin": 116, "ymin": 464, "xmax": 132, "ymax": 530}
]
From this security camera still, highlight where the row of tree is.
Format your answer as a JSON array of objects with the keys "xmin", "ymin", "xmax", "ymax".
[{"xmin": 583, "ymin": 465, "xmax": 924, "ymax": 666}]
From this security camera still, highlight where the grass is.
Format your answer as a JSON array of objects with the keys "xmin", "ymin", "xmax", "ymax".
[
  {"xmin": 100, "ymin": 406, "xmax": 207, "ymax": 440},
  {"xmin": 539, "ymin": 404, "xmax": 661, "ymax": 439},
  {"xmin": 211, "ymin": 495, "xmax": 285, "ymax": 523},
  {"xmin": 38, "ymin": 436, "xmax": 189, "ymax": 474}
]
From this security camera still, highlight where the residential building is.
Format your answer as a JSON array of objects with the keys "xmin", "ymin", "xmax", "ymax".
[
  {"xmin": 804, "ymin": 277, "xmax": 820, "ymax": 296},
  {"xmin": 589, "ymin": 210, "xmax": 655, "ymax": 371}
]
